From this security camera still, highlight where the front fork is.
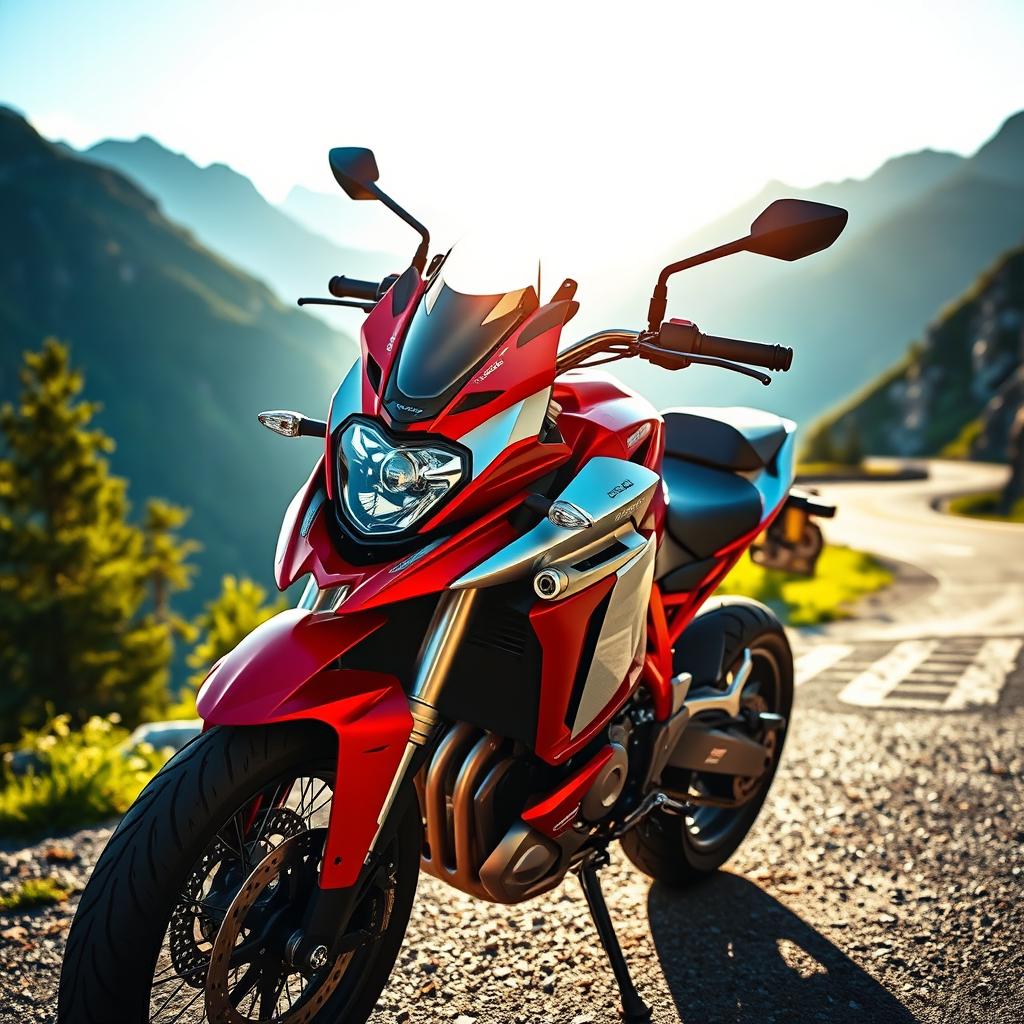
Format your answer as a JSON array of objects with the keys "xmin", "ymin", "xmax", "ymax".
[
  {"xmin": 293, "ymin": 589, "xmax": 479, "ymax": 968},
  {"xmin": 368, "ymin": 588, "xmax": 480, "ymax": 849}
]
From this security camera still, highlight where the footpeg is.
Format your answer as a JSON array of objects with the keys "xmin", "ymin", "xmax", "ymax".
[{"xmin": 575, "ymin": 850, "xmax": 652, "ymax": 1023}]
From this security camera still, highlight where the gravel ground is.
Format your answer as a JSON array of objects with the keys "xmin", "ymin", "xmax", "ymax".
[{"xmin": 2, "ymin": 705, "xmax": 1021, "ymax": 1024}]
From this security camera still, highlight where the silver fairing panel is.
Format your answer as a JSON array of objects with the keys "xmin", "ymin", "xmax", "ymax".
[
  {"xmin": 570, "ymin": 535, "xmax": 656, "ymax": 737},
  {"xmin": 453, "ymin": 457, "xmax": 660, "ymax": 590}
]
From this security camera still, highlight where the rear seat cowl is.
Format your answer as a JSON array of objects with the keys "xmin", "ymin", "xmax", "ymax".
[{"xmin": 661, "ymin": 407, "xmax": 792, "ymax": 471}]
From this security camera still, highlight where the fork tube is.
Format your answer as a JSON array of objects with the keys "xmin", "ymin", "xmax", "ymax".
[
  {"xmin": 368, "ymin": 588, "xmax": 479, "ymax": 851},
  {"xmin": 408, "ymin": 588, "xmax": 479, "ymax": 743}
]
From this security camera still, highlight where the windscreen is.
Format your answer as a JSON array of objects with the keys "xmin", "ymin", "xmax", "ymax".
[{"xmin": 388, "ymin": 240, "xmax": 540, "ymax": 411}]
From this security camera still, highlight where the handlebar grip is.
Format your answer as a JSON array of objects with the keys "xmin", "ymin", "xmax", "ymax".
[
  {"xmin": 700, "ymin": 334, "xmax": 793, "ymax": 372},
  {"xmin": 659, "ymin": 320, "xmax": 793, "ymax": 372},
  {"xmin": 328, "ymin": 275, "xmax": 381, "ymax": 302}
]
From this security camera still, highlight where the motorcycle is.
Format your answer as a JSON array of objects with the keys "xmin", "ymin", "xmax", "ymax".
[{"xmin": 58, "ymin": 146, "xmax": 845, "ymax": 1024}]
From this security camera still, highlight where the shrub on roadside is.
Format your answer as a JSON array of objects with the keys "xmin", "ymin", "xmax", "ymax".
[
  {"xmin": 0, "ymin": 714, "xmax": 169, "ymax": 838},
  {"xmin": 0, "ymin": 876, "xmax": 70, "ymax": 912},
  {"xmin": 720, "ymin": 545, "xmax": 893, "ymax": 626}
]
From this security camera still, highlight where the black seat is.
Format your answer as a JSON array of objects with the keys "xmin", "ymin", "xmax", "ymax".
[
  {"xmin": 662, "ymin": 406, "xmax": 790, "ymax": 471},
  {"xmin": 661, "ymin": 457, "xmax": 763, "ymax": 561}
]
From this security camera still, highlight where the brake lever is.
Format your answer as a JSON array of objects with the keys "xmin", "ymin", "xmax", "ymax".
[
  {"xmin": 683, "ymin": 352, "xmax": 772, "ymax": 386},
  {"xmin": 639, "ymin": 341, "xmax": 772, "ymax": 385}
]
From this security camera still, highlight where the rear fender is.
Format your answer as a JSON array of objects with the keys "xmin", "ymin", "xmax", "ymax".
[{"xmin": 197, "ymin": 609, "xmax": 413, "ymax": 888}]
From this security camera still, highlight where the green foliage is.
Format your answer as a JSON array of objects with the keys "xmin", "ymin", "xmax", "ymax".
[
  {"xmin": 0, "ymin": 876, "xmax": 71, "ymax": 911},
  {"xmin": 720, "ymin": 545, "xmax": 894, "ymax": 626},
  {"xmin": 940, "ymin": 417, "xmax": 985, "ymax": 460},
  {"xmin": 947, "ymin": 491, "xmax": 1024, "ymax": 523},
  {"xmin": 0, "ymin": 341, "xmax": 198, "ymax": 739},
  {"xmin": 0, "ymin": 714, "xmax": 168, "ymax": 837},
  {"xmin": 168, "ymin": 574, "xmax": 286, "ymax": 718}
]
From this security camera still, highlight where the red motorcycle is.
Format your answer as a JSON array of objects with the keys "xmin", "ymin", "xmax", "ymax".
[{"xmin": 59, "ymin": 147, "xmax": 845, "ymax": 1024}]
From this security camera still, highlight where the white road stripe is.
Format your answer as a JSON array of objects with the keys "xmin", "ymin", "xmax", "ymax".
[
  {"xmin": 838, "ymin": 640, "xmax": 938, "ymax": 707},
  {"xmin": 943, "ymin": 638, "xmax": 1023, "ymax": 709},
  {"xmin": 795, "ymin": 644, "xmax": 854, "ymax": 687}
]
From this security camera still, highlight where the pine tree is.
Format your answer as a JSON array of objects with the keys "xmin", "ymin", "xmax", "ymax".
[
  {"xmin": 142, "ymin": 499, "xmax": 200, "ymax": 632},
  {"xmin": 0, "ymin": 340, "xmax": 193, "ymax": 739}
]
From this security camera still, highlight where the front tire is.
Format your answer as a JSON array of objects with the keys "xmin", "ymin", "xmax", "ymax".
[
  {"xmin": 58, "ymin": 722, "xmax": 420, "ymax": 1024},
  {"xmin": 621, "ymin": 597, "xmax": 793, "ymax": 887}
]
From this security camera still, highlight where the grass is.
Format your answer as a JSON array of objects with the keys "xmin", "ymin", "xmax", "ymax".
[
  {"xmin": 0, "ymin": 714, "xmax": 171, "ymax": 838},
  {"xmin": 719, "ymin": 545, "xmax": 894, "ymax": 626},
  {"xmin": 947, "ymin": 491, "xmax": 1024, "ymax": 523},
  {"xmin": 0, "ymin": 876, "xmax": 70, "ymax": 912},
  {"xmin": 796, "ymin": 461, "xmax": 902, "ymax": 480}
]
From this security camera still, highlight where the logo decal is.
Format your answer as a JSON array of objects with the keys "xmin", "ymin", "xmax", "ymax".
[
  {"xmin": 607, "ymin": 479, "xmax": 634, "ymax": 499},
  {"xmin": 704, "ymin": 747, "xmax": 728, "ymax": 766},
  {"xmin": 473, "ymin": 359, "xmax": 504, "ymax": 384},
  {"xmin": 553, "ymin": 806, "xmax": 580, "ymax": 834},
  {"xmin": 394, "ymin": 402, "xmax": 423, "ymax": 415},
  {"xmin": 626, "ymin": 423, "xmax": 652, "ymax": 449}
]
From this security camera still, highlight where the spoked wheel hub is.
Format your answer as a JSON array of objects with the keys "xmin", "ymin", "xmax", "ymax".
[{"xmin": 205, "ymin": 830, "xmax": 351, "ymax": 1024}]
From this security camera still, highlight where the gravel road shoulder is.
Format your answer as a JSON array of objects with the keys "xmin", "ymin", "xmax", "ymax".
[{"xmin": 2, "ymin": 706, "xmax": 1021, "ymax": 1024}]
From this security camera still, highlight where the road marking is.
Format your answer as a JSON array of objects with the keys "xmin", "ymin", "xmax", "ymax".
[
  {"xmin": 838, "ymin": 640, "xmax": 938, "ymax": 707},
  {"xmin": 795, "ymin": 644, "xmax": 854, "ymax": 687},
  {"xmin": 943, "ymin": 638, "xmax": 1023, "ymax": 709}
]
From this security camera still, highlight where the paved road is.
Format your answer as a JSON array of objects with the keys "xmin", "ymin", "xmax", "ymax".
[{"xmin": 794, "ymin": 460, "xmax": 1024, "ymax": 713}]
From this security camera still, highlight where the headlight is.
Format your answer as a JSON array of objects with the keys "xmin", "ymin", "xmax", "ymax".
[{"xmin": 336, "ymin": 419, "xmax": 467, "ymax": 536}]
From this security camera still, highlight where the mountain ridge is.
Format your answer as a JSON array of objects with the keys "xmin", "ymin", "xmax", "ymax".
[{"xmin": 0, "ymin": 107, "xmax": 357, "ymax": 611}]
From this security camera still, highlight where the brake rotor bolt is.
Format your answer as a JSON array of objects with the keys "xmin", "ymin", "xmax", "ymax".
[{"xmin": 309, "ymin": 945, "xmax": 328, "ymax": 970}]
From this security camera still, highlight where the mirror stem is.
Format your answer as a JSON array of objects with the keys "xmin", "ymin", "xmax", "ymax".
[
  {"xmin": 646, "ymin": 236, "xmax": 748, "ymax": 331},
  {"xmin": 367, "ymin": 183, "xmax": 430, "ymax": 273}
]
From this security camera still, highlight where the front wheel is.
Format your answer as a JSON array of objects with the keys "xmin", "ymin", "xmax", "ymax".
[
  {"xmin": 621, "ymin": 597, "xmax": 793, "ymax": 887},
  {"xmin": 57, "ymin": 723, "xmax": 420, "ymax": 1024}
]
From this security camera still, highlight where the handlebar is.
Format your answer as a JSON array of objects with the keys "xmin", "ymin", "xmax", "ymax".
[
  {"xmin": 328, "ymin": 275, "xmax": 382, "ymax": 302},
  {"xmin": 658, "ymin": 320, "xmax": 793, "ymax": 372}
]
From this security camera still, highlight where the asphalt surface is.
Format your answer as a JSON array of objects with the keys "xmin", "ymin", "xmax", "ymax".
[{"xmin": 1, "ymin": 461, "xmax": 1022, "ymax": 1024}]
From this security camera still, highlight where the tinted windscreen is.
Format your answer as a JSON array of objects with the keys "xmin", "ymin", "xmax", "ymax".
[{"xmin": 394, "ymin": 282, "xmax": 536, "ymax": 400}]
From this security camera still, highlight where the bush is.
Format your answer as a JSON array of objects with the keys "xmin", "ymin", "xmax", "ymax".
[
  {"xmin": 0, "ymin": 876, "xmax": 70, "ymax": 911},
  {"xmin": 0, "ymin": 714, "xmax": 170, "ymax": 837},
  {"xmin": 720, "ymin": 545, "xmax": 893, "ymax": 626}
]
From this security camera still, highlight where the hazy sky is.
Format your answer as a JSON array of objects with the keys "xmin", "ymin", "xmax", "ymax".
[{"xmin": 3, "ymin": 0, "xmax": 1023, "ymax": 265}]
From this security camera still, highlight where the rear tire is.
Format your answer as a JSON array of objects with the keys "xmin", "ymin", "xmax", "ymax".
[
  {"xmin": 621, "ymin": 596, "xmax": 793, "ymax": 887},
  {"xmin": 57, "ymin": 722, "xmax": 420, "ymax": 1024}
]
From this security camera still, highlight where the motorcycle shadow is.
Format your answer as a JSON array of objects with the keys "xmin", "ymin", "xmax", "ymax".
[{"xmin": 646, "ymin": 872, "xmax": 919, "ymax": 1023}]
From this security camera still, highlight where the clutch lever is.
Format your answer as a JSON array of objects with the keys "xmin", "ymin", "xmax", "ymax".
[{"xmin": 297, "ymin": 297, "xmax": 375, "ymax": 311}]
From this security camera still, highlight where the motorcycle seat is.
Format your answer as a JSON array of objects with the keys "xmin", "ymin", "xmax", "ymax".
[
  {"xmin": 661, "ymin": 406, "xmax": 789, "ymax": 471},
  {"xmin": 661, "ymin": 456, "xmax": 763, "ymax": 560}
]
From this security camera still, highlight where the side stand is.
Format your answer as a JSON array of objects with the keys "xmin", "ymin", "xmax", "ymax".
[{"xmin": 574, "ymin": 850, "xmax": 652, "ymax": 1023}]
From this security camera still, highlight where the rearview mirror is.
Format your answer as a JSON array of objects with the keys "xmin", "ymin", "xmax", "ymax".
[
  {"xmin": 746, "ymin": 199, "xmax": 848, "ymax": 262},
  {"xmin": 329, "ymin": 147, "xmax": 380, "ymax": 201}
]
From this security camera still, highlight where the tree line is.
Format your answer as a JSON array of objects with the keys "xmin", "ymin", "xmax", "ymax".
[{"xmin": 0, "ymin": 340, "xmax": 284, "ymax": 743}]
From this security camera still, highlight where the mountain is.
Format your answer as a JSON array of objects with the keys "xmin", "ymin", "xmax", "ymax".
[
  {"xmin": 612, "ymin": 110, "xmax": 1024, "ymax": 429},
  {"xmin": 282, "ymin": 184, "xmax": 411, "ymax": 258},
  {"xmin": 0, "ymin": 107, "xmax": 357, "ymax": 612},
  {"xmin": 801, "ymin": 243, "xmax": 1024, "ymax": 462},
  {"xmin": 83, "ymin": 136, "xmax": 399, "ymax": 311}
]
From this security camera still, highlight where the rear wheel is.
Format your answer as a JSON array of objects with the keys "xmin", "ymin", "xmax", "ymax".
[
  {"xmin": 621, "ymin": 597, "xmax": 793, "ymax": 886},
  {"xmin": 57, "ymin": 723, "xmax": 420, "ymax": 1024}
]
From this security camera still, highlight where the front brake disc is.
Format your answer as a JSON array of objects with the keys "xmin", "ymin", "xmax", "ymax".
[{"xmin": 205, "ymin": 830, "xmax": 352, "ymax": 1024}]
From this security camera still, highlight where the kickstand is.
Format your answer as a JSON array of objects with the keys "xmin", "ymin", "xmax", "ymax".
[{"xmin": 575, "ymin": 849, "xmax": 652, "ymax": 1023}]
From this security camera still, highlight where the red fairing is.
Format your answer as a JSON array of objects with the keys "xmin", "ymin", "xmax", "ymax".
[
  {"xmin": 197, "ymin": 608, "xmax": 412, "ymax": 888},
  {"xmin": 523, "ymin": 745, "xmax": 614, "ymax": 838},
  {"xmin": 274, "ymin": 458, "xmax": 326, "ymax": 591},
  {"xmin": 529, "ymin": 575, "xmax": 645, "ymax": 765}
]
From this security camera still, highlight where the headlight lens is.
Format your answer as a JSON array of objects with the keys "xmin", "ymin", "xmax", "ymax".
[{"xmin": 336, "ymin": 419, "xmax": 467, "ymax": 536}]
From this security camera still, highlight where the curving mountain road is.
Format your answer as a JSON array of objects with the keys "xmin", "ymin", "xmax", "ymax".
[{"xmin": 811, "ymin": 460, "xmax": 1021, "ymax": 640}]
